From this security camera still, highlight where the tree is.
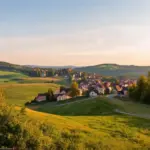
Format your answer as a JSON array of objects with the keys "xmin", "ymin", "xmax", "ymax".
[
  {"xmin": 48, "ymin": 88, "xmax": 54, "ymax": 101},
  {"xmin": 69, "ymin": 82, "xmax": 80, "ymax": 97},
  {"xmin": 136, "ymin": 75, "xmax": 148, "ymax": 101},
  {"xmin": 141, "ymin": 85, "xmax": 150, "ymax": 104},
  {"xmin": 129, "ymin": 74, "xmax": 150, "ymax": 104},
  {"xmin": 148, "ymin": 71, "xmax": 150, "ymax": 83},
  {"xmin": 82, "ymin": 72, "xmax": 87, "ymax": 80}
]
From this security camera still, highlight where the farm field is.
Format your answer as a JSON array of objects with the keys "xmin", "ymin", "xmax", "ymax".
[{"xmin": 0, "ymin": 83, "xmax": 59, "ymax": 106}]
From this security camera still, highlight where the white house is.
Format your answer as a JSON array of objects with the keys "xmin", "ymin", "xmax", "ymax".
[
  {"xmin": 41, "ymin": 71, "xmax": 46, "ymax": 77},
  {"xmin": 89, "ymin": 91, "xmax": 98, "ymax": 97},
  {"xmin": 97, "ymin": 87, "xmax": 105, "ymax": 95},
  {"xmin": 57, "ymin": 95, "xmax": 71, "ymax": 101}
]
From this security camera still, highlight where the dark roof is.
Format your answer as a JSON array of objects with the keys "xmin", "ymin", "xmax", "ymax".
[
  {"xmin": 38, "ymin": 93, "xmax": 47, "ymax": 96},
  {"xmin": 60, "ymin": 87, "xmax": 71, "ymax": 93}
]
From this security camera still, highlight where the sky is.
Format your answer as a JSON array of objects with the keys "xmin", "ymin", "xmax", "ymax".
[{"xmin": 1, "ymin": 0, "xmax": 150, "ymax": 66}]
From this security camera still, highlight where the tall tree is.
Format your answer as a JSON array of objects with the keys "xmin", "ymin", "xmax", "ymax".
[
  {"xmin": 148, "ymin": 71, "xmax": 150, "ymax": 82},
  {"xmin": 135, "ymin": 75, "xmax": 148, "ymax": 101},
  {"xmin": 48, "ymin": 88, "xmax": 54, "ymax": 101},
  {"xmin": 69, "ymin": 82, "xmax": 80, "ymax": 97}
]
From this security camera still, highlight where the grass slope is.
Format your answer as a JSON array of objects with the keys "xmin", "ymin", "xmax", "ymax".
[
  {"xmin": 27, "ymin": 97, "xmax": 150, "ymax": 149},
  {"xmin": 109, "ymin": 98, "xmax": 150, "ymax": 116},
  {"xmin": 37, "ymin": 97, "xmax": 118, "ymax": 115}
]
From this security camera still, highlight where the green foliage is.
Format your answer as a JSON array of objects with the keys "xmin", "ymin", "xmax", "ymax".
[
  {"xmin": 129, "ymin": 73, "xmax": 150, "ymax": 104},
  {"xmin": 69, "ymin": 82, "xmax": 80, "ymax": 97},
  {"xmin": 48, "ymin": 88, "xmax": 55, "ymax": 101}
]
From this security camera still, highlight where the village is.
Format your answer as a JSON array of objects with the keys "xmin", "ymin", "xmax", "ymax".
[{"xmin": 32, "ymin": 70, "xmax": 137, "ymax": 104}]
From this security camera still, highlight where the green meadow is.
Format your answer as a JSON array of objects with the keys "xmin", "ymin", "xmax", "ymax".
[
  {"xmin": 24, "ymin": 98, "xmax": 150, "ymax": 149},
  {"xmin": 0, "ymin": 70, "xmax": 28, "ymax": 83},
  {"xmin": 1, "ymin": 83, "xmax": 59, "ymax": 106}
]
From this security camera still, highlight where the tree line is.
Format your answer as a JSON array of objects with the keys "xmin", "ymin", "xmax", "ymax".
[{"xmin": 129, "ymin": 72, "xmax": 150, "ymax": 104}]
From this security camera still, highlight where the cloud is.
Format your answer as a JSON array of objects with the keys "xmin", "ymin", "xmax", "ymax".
[{"xmin": 0, "ymin": 25, "xmax": 150, "ymax": 65}]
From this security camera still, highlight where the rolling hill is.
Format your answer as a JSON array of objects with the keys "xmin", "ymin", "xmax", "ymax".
[
  {"xmin": 75, "ymin": 64, "xmax": 150, "ymax": 78},
  {"xmin": 0, "ymin": 70, "xmax": 28, "ymax": 83},
  {"xmin": 0, "ymin": 61, "xmax": 31, "ymax": 71},
  {"xmin": 1, "ymin": 61, "xmax": 150, "ymax": 79},
  {"xmin": 27, "ymin": 97, "xmax": 150, "ymax": 149}
]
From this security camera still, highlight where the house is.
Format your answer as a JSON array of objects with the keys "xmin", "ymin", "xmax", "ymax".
[
  {"xmin": 89, "ymin": 90, "xmax": 98, "ymax": 97},
  {"xmin": 54, "ymin": 89, "xmax": 60, "ymax": 95},
  {"xmin": 54, "ymin": 87, "xmax": 72, "ymax": 101},
  {"xmin": 116, "ymin": 85, "xmax": 128, "ymax": 97},
  {"xmin": 35, "ymin": 93, "xmax": 47, "ymax": 102},
  {"xmin": 97, "ymin": 87, "xmax": 105, "ymax": 95},
  {"xmin": 122, "ymin": 87, "xmax": 128, "ymax": 97},
  {"xmin": 41, "ymin": 71, "xmax": 46, "ymax": 77},
  {"xmin": 57, "ymin": 94, "xmax": 71, "ymax": 101}
]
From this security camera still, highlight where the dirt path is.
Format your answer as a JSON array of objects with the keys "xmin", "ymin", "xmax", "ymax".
[
  {"xmin": 106, "ymin": 95, "xmax": 150, "ymax": 119},
  {"xmin": 114, "ymin": 109, "xmax": 150, "ymax": 119}
]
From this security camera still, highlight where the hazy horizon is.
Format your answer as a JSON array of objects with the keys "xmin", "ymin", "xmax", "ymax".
[{"xmin": 1, "ymin": 0, "xmax": 150, "ymax": 66}]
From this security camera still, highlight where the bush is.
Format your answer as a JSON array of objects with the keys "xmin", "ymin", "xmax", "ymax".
[{"xmin": 129, "ymin": 73, "xmax": 150, "ymax": 104}]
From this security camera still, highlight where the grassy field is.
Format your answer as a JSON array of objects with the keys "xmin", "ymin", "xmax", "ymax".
[
  {"xmin": 1, "ymin": 83, "xmax": 59, "ymax": 106},
  {"xmin": 24, "ymin": 97, "xmax": 150, "ymax": 149},
  {"xmin": 0, "ymin": 70, "xmax": 67, "ymax": 85},
  {"xmin": 0, "ymin": 70, "xmax": 28, "ymax": 83}
]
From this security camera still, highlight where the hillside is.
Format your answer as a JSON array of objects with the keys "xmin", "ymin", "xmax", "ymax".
[
  {"xmin": 29, "ymin": 97, "xmax": 150, "ymax": 149},
  {"xmin": 0, "ymin": 61, "xmax": 31, "ymax": 71},
  {"xmin": 0, "ymin": 70, "xmax": 29, "ymax": 83},
  {"xmin": 75, "ymin": 64, "xmax": 150, "ymax": 78}
]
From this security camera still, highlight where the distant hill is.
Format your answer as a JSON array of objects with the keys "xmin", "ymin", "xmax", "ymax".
[
  {"xmin": 0, "ymin": 61, "xmax": 76, "ymax": 73},
  {"xmin": 25, "ymin": 65, "xmax": 77, "ymax": 69},
  {"xmin": 0, "ymin": 61, "xmax": 32, "ymax": 73},
  {"xmin": 0, "ymin": 61, "xmax": 76, "ymax": 70},
  {"xmin": 75, "ymin": 64, "xmax": 150, "ymax": 78}
]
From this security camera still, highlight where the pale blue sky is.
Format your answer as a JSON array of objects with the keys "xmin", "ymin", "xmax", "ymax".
[{"xmin": 1, "ymin": 0, "xmax": 150, "ymax": 66}]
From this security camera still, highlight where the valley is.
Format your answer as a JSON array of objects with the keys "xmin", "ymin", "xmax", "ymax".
[{"xmin": 1, "ymin": 63, "xmax": 150, "ymax": 149}]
